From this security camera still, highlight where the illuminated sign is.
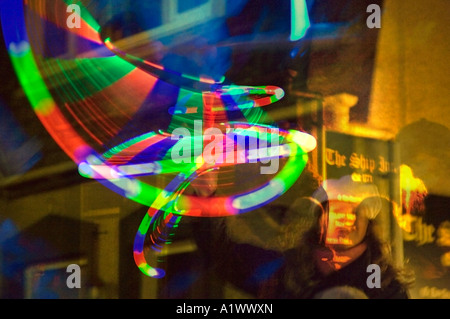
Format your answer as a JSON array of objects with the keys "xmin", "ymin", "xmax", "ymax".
[{"xmin": 324, "ymin": 131, "xmax": 398, "ymax": 196}]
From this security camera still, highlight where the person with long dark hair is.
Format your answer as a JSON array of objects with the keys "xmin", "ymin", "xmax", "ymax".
[{"xmin": 281, "ymin": 175, "xmax": 415, "ymax": 299}]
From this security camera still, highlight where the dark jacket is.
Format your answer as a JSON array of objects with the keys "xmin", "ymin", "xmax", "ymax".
[
  {"xmin": 193, "ymin": 218, "xmax": 409, "ymax": 299},
  {"xmin": 287, "ymin": 248, "xmax": 410, "ymax": 299}
]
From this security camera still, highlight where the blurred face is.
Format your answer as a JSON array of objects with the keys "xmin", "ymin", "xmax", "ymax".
[
  {"xmin": 325, "ymin": 200, "xmax": 369, "ymax": 250},
  {"xmin": 191, "ymin": 170, "xmax": 218, "ymax": 197}
]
